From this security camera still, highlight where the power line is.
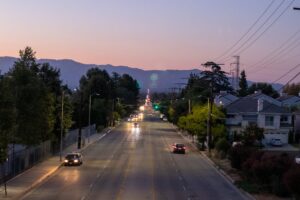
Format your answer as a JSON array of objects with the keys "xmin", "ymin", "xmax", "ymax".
[
  {"xmin": 214, "ymin": 0, "xmax": 276, "ymax": 61},
  {"xmin": 247, "ymin": 28, "xmax": 300, "ymax": 70},
  {"xmin": 220, "ymin": 0, "xmax": 286, "ymax": 63},
  {"xmin": 277, "ymin": 71, "xmax": 300, "ymax": 92},
  {"xmin": 272, "ymin": 64, "xmax": 300, "ymax": 83},
  {"xmin": 248, "ymin": 36, "xmax": 300, "ymax": 74},
  {"xmin": 233, "ymin": 0, "xmax": 295, "ymax": 57}
]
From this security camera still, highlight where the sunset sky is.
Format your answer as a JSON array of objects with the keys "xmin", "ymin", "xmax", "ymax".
[{"xmin": 0, "ymin": 0, "xmax": 299, "ymax": 84}]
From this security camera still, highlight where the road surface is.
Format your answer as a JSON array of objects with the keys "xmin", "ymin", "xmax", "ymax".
[{"xmin": 22, "ymin": 111, "xmax": 249, "ymax": 200}]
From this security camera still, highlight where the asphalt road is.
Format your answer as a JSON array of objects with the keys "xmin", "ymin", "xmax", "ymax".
[{"xmin": 22, "ymin": 111, "xmax": 249, "ymax": 200}]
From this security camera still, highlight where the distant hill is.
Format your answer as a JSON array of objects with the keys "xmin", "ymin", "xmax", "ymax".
[
  {"xmin": 0, "ymin": 57, "xmax": 283, "ymax": 93},
  {"xmin": 0, "ymin": 57, "xmax": 200, "ymax": 93}
]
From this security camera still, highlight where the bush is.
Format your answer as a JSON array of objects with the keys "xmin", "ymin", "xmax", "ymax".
[
  {"xmin": 283, "ymin": 166, "xmax": 300, "ymax": 199},
  {"xmin": 242, "ymin": 152, "xmax": 291, "ymax": 196},
  {"xmin": 215, "ymin": 138, "xmax": 230, "ymax": 154},
  {"xmin": 228, "ymin": 145, "xmax": 255, "ymax": 170}
]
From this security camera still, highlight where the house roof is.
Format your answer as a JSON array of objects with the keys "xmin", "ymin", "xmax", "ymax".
[
  {"xmin": 277, "ymin": 95, "xmax": 300, "ymax": 102},
  {"xmin": 216, "ymin": 93, "xmax": 239, "ymax": 102},
  {"xmin": 226, "ymin": 97, "xmax": 290, "ymax": 114}
]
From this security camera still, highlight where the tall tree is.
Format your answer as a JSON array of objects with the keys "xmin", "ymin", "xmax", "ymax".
[
  {"xmin": 200, "ymin": 61, "xmax": 233, "ymax": 96},
  {"xmin": 283, "ymin": 83, "xmax": 300, "ymax": 96},
  {"xmin": 238, "ymin": 70, "xmax": 248, "ymax": 97},
  {"xmin": 7, "ymin": 47, "xmax": 55, "ymax": 145}
]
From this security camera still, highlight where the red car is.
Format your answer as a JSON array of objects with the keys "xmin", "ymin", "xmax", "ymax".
[{"xmin": 172, "ymin": 143, "xmax": 186, "ymax": 154}]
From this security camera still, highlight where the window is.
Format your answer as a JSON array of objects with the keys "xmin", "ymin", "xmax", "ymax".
[
  {"xmin": 265, "ymin": 116, "xmax": 274, "ymax": 126},
  {"xmin": 242, "ymin": 115, "xmax": 257, "ymax": 122},
  {"xmin": 280, "ymin": 115, "xmax": 288, "ymax": 122}
]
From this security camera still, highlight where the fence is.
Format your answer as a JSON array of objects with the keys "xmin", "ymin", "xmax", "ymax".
[{"xmin": 0, "ymin": 125, "xmax": 96, "ymax": 184}]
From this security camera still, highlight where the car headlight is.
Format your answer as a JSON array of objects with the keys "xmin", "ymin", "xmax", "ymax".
[
  {"xmin": 74, "ymin": 159, "xmax": 79, "ymax": 163},
  {"xmin": 64, "ymin": 159, "xmax": 68, "ymax": 163}
]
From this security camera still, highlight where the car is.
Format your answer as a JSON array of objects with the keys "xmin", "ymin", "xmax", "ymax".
[
  {"xmin": 270, "ymin": 138, "xmax": 283, "ymax": 147},
  {"xmin": 64, "ymin": 153, "xmax": 83, "ymax": 166},
  {"xmin": 295, "ymin": 155, "xmax": 300, "ymax": 164},
  {"xmin": 162, "ymin": 117, "xmax": 168, "ymax": 121},
  {"xmin": 172, "ymin": 143, "xmax": 186, "ymax": 154},
  {"xmin": 132, "ymin": 122, "xmax": 139, "ymax": 128}
]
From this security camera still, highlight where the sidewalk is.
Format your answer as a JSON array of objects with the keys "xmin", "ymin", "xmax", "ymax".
[{"xmin": 0, "ymin": 127, "xmax": 113, "ymax": 200}]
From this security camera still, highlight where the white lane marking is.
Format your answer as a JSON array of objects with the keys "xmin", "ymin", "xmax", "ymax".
[
  {"xmin": 89, "ymin": 183, "xmax": 93, "ymax": 188},
  {"xmin": 81, "ymin": 196, "xmax": 85, "ymax": 200},
  {"xmin": 178, "ymin": 176, "xmax": 183, "ymax": 181},
  {"xmin": 182, "ymin": 185, "xmax": 186, "ymax": 191}
]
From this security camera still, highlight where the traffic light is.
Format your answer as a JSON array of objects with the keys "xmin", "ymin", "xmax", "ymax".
[{"xmin": 153, "ymin": 104, "xmax": 160, "ymax": 110}]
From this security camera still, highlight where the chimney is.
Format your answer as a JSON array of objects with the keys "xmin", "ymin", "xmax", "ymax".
[
  {"xmin": 257, "ymin": 99, "xmax": 263, "ymax": 112},
  {"xmin": 255, "ymin": 90, "xmax": 262, "ymax": 94},
  {"xmin": 280, "ymin": 92, "xmax": 287, "ymax": 97}
]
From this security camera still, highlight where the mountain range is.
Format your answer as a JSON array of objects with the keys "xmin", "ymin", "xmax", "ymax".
[
  {"xmin": 0, "ymin": 56, "xmax": 282, "ymax": 93},
  {"xmin": 0, "ymin": 57, "xmax": 200, "ymax": 93}
]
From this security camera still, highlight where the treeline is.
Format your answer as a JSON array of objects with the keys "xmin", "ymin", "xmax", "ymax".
[{"xmin": 0, "ymin": 47, "xmax": 139, "ymax": 163}]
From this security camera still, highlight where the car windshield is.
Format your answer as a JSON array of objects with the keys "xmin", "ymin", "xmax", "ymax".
[
  {"xmin": 66, "ymin": 154, "xmax": 79, "ymax": 159},
  {"xmin": 176, "ymin": 144, "xmax": 185, "ymax": 148}
]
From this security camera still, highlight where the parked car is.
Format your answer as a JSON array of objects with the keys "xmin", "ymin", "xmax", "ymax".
[
  {"xmin": 270, "ymin": 138, "xmax": 283, "ymax": 147},
  {"xmin": 295, "ymin": 155, "xmax": 300, "ymax": 164},
  {"xmin": 64, "ymin": 153, "xmax": 83, "ymax": 166},
  {"xmin": 162, "ymin": 117, "xmax": 168, "ymax": 121},
  {"xmin": 172, "ymin": 143, "xmax": 186, "ymax": 154}
]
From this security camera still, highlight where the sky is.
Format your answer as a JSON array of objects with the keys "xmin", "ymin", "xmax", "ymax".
[{"xmin": 0, "ymin": 0, "xmax": 300, "ymax": 84}]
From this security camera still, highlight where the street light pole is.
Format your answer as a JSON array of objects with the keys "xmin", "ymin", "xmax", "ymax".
[
  {"xmin": 60, "ymin": 90, "xmax": 64, "ymax": 161},
  {"xmin": 88, "ymin": 94, "xmax": 91, "ymax": 143},
  {"xmin": 77, "ymin": 91, "xmax": 83, "ymax": 149}
]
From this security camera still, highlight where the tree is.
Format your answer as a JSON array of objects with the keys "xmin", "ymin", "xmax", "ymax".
[
  {"xmin": 238, "ymin": 70, "xmax": 248, "ymax": 97},
  {"xmin": 242, "ymin": 124, "xmax": 264, "ymax": 146},
  {"xmin": 7, "ymin": 47, "xmax": 55, "ymax": 145},
  {"xmin": 248, "ymin": 82, "xmax": 279, "ymax": 98},
  {"xmin": 200, "ymin": 62, "xmax": 233, "ymax": 96},
  {"xmin": 283, "ymin": 83, "xmax": 300, "ymax": 96},
  {"xmin": 178, "ymin": 104, "xmax": 226, "ymax": 147}
]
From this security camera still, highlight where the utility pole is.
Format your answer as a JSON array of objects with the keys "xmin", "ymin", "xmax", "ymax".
[
  {"xmin": 207, "ymin": 86, "xmax": 213, "ymax": 154},
  {"xmin": 188, "ymin": 99, "xmax": 191, "ymax": 114},
  {"xmin": 231, "ymin": 55, "xmax": 240, "ymax": 92},
  {"xmin": 77, "ymin": 91, "xmax": 83, "ymax": 149},
  {"xmin": 294, "ymin": 7, "xmax": 300, "ymax": 10}
]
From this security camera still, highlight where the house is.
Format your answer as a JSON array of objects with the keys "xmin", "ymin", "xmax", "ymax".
[
  {"xmin": 214, "ymin": 91, "xmax": 239, "ymax": 107},
  {"xmin": 225, "ymin": 96, "xmax": 293, "ymax": 145},
  {"xmin": 277, "ymin": 93, "xmax": 300, "ymax": 108},
  {"xmin": 247, "ymin": 90, "xmax": 281, "ymax": 106}
]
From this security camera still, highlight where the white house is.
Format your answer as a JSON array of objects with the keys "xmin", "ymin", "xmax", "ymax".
[{"xmin": 225, "ymin": 96, "xmax": 292, "ymax": 145}]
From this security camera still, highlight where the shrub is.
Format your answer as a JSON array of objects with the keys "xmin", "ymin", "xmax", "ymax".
[
  {"xmin": 283, "ymin": 166, "xmax": 300, "ymax": 199},
  {"xmin": 228, "ymin": 145, "xmax": 255, "ymax": 170},
  {"xmin": 215, "ymin": 138, "xmax": 230, "ymax": 154}
]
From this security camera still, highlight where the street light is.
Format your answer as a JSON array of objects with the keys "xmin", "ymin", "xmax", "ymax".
[
  {"xmin": 88, "ymin": 93, "xmax": 100, "ymax": 143},
  {"xmin": 60, "ymin": 90, "xmax": 64, "ymax": 162}
]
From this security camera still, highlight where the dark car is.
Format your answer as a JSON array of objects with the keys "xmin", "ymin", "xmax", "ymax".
[
  {"xmin": 64, "ymin": 153, "xmax": 83, "ymax": 166},
  {"xmin": 172, "ymin": 143, "xmax": 186, "ymax": 154},
  {"xmin": 132, "ymin": 122, "xmax": 139, "ymax": 128}
]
